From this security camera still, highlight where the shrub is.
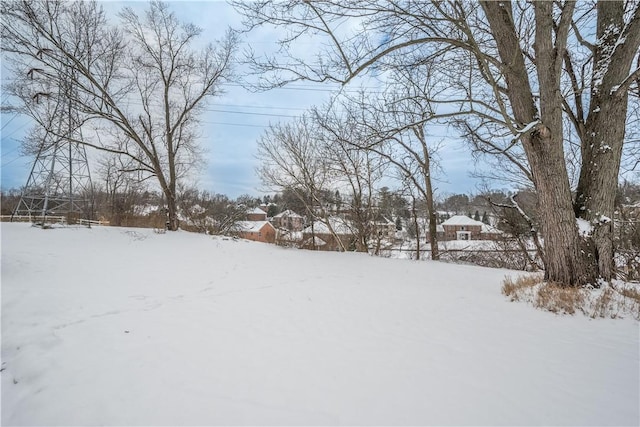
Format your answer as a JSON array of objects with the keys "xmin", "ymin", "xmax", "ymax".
[
  {"xmin": 502, "ymin": 275, "xmax": 640, "ymax": 320},
  {"xmin": 502, "ymin": 274, "xmax": 544, "ymax": 301},
  {"xmin": 535, "ymin": 282, "xmax": 586, "ymax": 315}
]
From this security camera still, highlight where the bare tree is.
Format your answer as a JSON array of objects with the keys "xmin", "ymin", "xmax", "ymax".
[
  {"xmin": 98, "ymin": 155, "xmax": 148, "ymax": 226},
  {"xmin": 234, "ymin": 0, "xmax": 640, "ymax": 286},
  {"xmin": 256, "ymin": 116, "xmax": 347, "ymax": 250},
  {"xmin": 2, "ymin": 0, "xmax": 237, "ymax": 230},
  {"xmin": 315, "ymin": 105, "xmax": 388, "ymax": 253},
  {"xmin": 314, "ymin": 77, "xmax": 442, "ymax": 260}
]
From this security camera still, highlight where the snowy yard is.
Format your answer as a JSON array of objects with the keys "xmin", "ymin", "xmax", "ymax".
[{"xmin": 1, "ymin": 223, "xmax": 638, "ymax": 425}]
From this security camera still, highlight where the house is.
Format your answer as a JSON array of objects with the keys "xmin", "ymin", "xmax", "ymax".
[
  {"xmin": 371, "ymin": 216, "xmax": 396, "ymax": 241},
  {"xmin": 302, "ymin": 217, "xmax": 355, "ymax": 251},
  {"xmin": 272, "ymin": 209, "xmax": 304, "ymax": 231},
  {"xmin": 234, "ymin": 221, "xmax": 276, "ymax": 244},
  {"xmin": 246, "ymin": 207, "xmax": 267, "ymax": 221},
  {"xmin": 424, "ymin": 223, "xmax": 446, "ymax": 242},
  {"xmin": 440, "ymin": 215, "xmax": 502, "ymax": 241}
]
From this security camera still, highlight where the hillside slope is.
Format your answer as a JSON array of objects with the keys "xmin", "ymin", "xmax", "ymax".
[{"xmin": 1, "ymin": 223, "xmax": 638, "ymax": 425}]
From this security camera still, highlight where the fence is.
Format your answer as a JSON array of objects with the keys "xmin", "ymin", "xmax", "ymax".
[
  {"xmin": 1, "ymin": 215, "xmax": 109, "ymax": 226},
  {"xmin": 78, "ymin": 219, "xmax": 110, "ymax": 226},
  {"xmin": 379, "ymin": 246, "xmax": 543, "ymax": 271},
  {"xmin": 1, "ymin": 215, "xmax": 66, "ymax": 224}
]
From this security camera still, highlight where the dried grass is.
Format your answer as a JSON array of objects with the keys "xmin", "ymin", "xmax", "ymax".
[
  {"xmin": 502, "ymin": 275, "xmax": 640, "ymax": 320},
  {"xmin": 502, "ymin": 274, "xmax": 543, "ymax": 301},
  {"xmin": 534, "ymin": 282, "xmax": 586, "ymax": 315}
]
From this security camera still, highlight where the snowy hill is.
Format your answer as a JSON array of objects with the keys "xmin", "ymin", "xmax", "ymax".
[{"xmin": 1, "ymin": 223, "xmax": 638, "ymax": 425}]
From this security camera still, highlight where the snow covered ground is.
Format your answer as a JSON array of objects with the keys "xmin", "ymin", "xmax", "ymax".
[{"xmin": 1, "ymin": 223, "xmax": 638, "ymax": 425}]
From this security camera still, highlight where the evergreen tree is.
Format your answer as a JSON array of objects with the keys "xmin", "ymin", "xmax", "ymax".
[
  {"xmin": 481, "ymin": 211, "xmax": 489, "ymax": 224},
  {"xmin": 267, "ymin": 204, "xmax": 279, "ymax": 218}
]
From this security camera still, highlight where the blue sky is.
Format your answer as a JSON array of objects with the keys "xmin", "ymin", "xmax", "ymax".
[{"xmin": 1, "ymin": 0, "xmax": 483, "ymax": 199}]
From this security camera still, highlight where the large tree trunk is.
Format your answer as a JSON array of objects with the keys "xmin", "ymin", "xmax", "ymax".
[
  {"xmin": 481, "ymin": 1, "xmax": 595, "ymax": 286},
  {"xmin": 165, "ymin": 190, "xmax": 179, "ymax": 231},
  {"xmin": 158, "ymin": 171, "xmax": 179, "ymax": 231},
  {"xmin": 525, "ymin": 127, "xmax": 594, "ymax": 285},
  {"xmin": 423, "ymin": 139, "xmax": 439, "ymax": 261},
  {"xmin": 574, "ymin": 1, "xmax": 640, "ymax": 281}
]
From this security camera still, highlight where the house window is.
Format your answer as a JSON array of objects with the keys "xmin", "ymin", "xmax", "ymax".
[{"xmin": 456, "ymin": 231, "xmax": 471, "ymax": 240}]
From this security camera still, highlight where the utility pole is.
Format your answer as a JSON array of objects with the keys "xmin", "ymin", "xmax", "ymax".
[{"xmin": 13, "ymin": 65, "xmax": 94, "ymax": 227}]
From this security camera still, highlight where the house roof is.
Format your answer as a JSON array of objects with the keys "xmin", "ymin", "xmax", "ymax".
[
  {"xmin": 372, "ymin": 215, "xmax": 395, "ymax": 225},
  {"xmin": 439, "ymin": 215, "xmax": 502, "ymax": 234},
  {"xmin": 481, "ymin": 223, "xmax": 503, "ymax": 234},
  {"xmin": 246, "ymin": 207, "xmax": 267, "ymax": 216},
  {"xmin": 304, "ymin": 236, "xmax": 327, "ymax": 246},
  {"xmin": 304, "ymin": 217, "xmax": 353, "ymax": 235},
  {"xmin": 235, "ymin": 221, "xmax": 274, "ymax": 232},
  {"xmin": 274, "ymin": 209, "xmax": 303, "ymax": 219},
  {"xmin": 441, "ymin": 215, "xmax": 484, "ymax": 227}
]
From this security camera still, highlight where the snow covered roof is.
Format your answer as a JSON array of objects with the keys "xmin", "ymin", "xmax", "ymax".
[
  {"xmin": 440, "ymin": 215, "xmax": 502, "ymax": 234},
  {"xmin": 304, "ymin": 217, "xmax": 353, "ymax": 235},
  {"xmin": 246, "ymin": 207, "xmax": 267, "ymax": 215},
  {"xmin": 372, "ymin": 216, "xmax": 394, "ymax": 225},
  {"xmin": 481, "ymin": 223, "xmax": 502, "ymax": 234},
  {"xmin": 304, "ymin": 236, "xmax": 326, "ymax": 246},
  {"xmin": 441, "ymin": 215, "xmax": 484, "ymax": 226},
  {"xmin": 235, "ymin": 221, "xmax": 273, "ymax": 232},
  {"xmin": 274, "ymin": 209, "xmax": 303, "ymax": 219}
]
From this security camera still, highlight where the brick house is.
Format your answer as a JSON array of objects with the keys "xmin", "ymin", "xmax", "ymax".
[
  {"xmin": 371, "ymin": 216, "xmax": 396, "ymax": 240},
  {"xmin": 246, "ymin": 207, "xmax": 267, "ymax": 221},
  {"xmin": 272, "ymin": 209, "xmax": 304, "ymax": 231},
  {"xmin": 234, "ymin": 221, "xmax": 276, "ymax": 243},
  {"xmin": 302, "ymin": 217, "xmax": 354, "ymax": 251},
  {"xmin": 441, "ymin": 215, "xmax": 502, "ymax": 241}
]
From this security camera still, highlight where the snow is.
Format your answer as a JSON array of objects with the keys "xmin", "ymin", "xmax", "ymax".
[
  {"xmin": 516, "ymin": 120, "xmax": 539, "ymax": 134},
  {"xmin": 234, "ymin": 220, "xmax": 272, "ymax": 232},
  {"xmin": 441, "ymin": 215, "xmax": 484, "ymax": 227},
  {"xmin": 305, "ymin": 216, "xmax": 352, "ymax": 235},
  {"xmin": 2, "ymin": 223, "xmax": 638, "ymax": 425},
  {"xmin": 577, "ymin": 218, "xmax": 593, "ymax": 236},
  {"xmin": 246, "ymin": 207, "xmax": 266, "ymax": 215},
  {"xmin": 273, "ymin": 209, "xmax": 303, "ymax": 219},
  {"xmin": 598, "ymin": 215, "xmax": 612, "ymax": 224}
]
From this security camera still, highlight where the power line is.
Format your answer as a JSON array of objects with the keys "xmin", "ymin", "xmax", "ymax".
[
  {"xmin": 212, "ymin": 102, "xmax": 308, "ymax": 111},
  {"xmin": 1, "ymin": 114, "xmax": 18, "ymax": 131},
  {"xmin": 201, "ymin": 120, "xmax": 268, "ymax": 128},
  {"xmin": 207, "ymin": 108, "xmax": 299, "ymax": 118},
  {"xmin": 1, "ymin": 154, "xmax": 26, "ymax": 168},
  {"xmin": 1, "ymin": 120, "xmax": 30, "ymax": 139}
]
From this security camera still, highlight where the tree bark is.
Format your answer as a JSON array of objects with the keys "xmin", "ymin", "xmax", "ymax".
[
  {"xmin": 481, "ymin": 1, "xmax": 593, "ymax": 286},
  {"xmin": 574, "ymin": 1, "xmax": 640, "ymax": 281},
  {"xmin": 165, "ymin": 188, "xmax": 179, "ymax": 231},
  {"xmin": 415, "ymin": 126, "xmax": 439, "ymax": 261}
]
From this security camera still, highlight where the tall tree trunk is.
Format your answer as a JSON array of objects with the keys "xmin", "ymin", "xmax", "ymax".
[
  {"xmin": 415, "ymin": 125, "xmax": 439, "ymax": 261},
  {"xmin": 481, "ymin": 0, "xmax": 594, "ymax": 286},
  {"xmin": 411, "ymin": 196, "xmax": 421, "ymax": 261},
  {"xmin": 525, "ymin": 127, "xmax": 594, "ymax": 285},
  {"xmin": 574, "ymin": 1, "xmax": 640, "ymax": 281},
  {"xmin": 164, "ymin": 187, "xmax": 179, "ymax": 231}
]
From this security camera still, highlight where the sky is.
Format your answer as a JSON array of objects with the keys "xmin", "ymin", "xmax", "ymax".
[{"xmin": 0, "ymin": 0, "xmax": 485, "ymax": 200}]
